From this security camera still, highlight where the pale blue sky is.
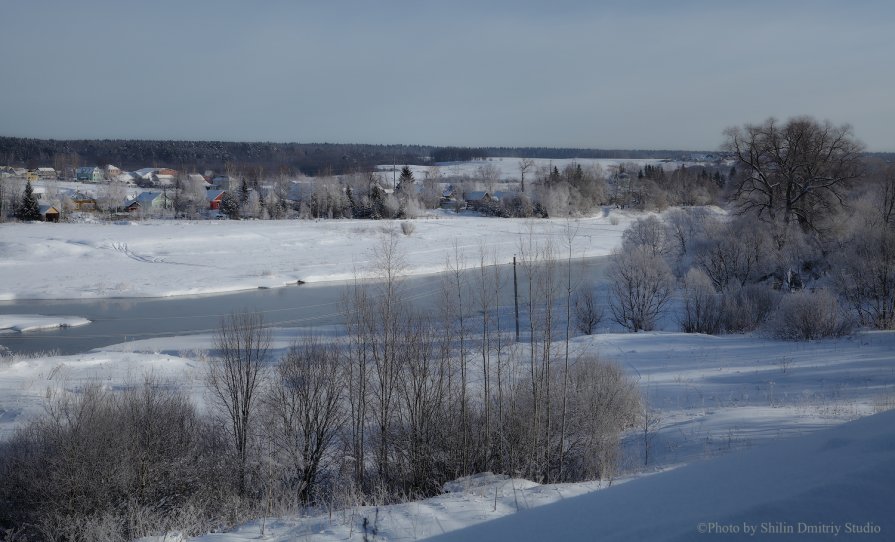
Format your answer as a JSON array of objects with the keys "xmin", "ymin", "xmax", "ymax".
[{"xmin": 2, "ymin": 1, "xmax": 893, "ymax": 150}]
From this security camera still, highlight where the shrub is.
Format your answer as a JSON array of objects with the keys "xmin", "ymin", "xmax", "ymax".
[
  {"xmin": 574, "ymin": 286, "xmax": 603, "ymax": 335},
  {"xmin": 769, "ymin": 289, "xmax": 853, "ymax": 340},
  {"xmin": 559, "ymin": 357, "xmax": 642, "ymax": 480},
  {"xmin": 608, "ymin": 247, "xmax": 674, "ymax": 332},
  {"xmin": 0, "ymin": 378, "xmax": 232, "ymax": 541},
  {"xmin": 719, "ymin": 283, "xmax": 779, "ymax": 333},
  {"xmin": 400, "ymin": 221, "xmax": 415, "ymax": 236},
  {"xmin": 680, "ymin": 268, "xmax": 722, "ymax": 334}
]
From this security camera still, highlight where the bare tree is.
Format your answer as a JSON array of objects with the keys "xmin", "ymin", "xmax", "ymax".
[
  {"xmin": 207, "ymin": 311, "xmax": 270, "ymax": 495},
  {"xmin": 608, "ymin": 247, "xmax": 674, "ymax": 332},
  {"xmin": 574, "ymin": 286, "xmax": 603, "ymax": 335},
  {"xmin": 477, "ymin": 162, "xmax": 501, "ymax": 193},
  {"xmin": 680, "ymin": 268, "xmax": 722, "ymax": 334},
  {"xmin": 834, "ymin": 168, "xmax": 895, "ymax": 329},
  {"xmin": 519, "ymin": 158, "xmax": 535, "ymax": 193},
  {"xmin": 445, "ymin": 239, "xmax": 472, "ymax": 474},
  {"xmin": 343, "ymin": 273, "xmax": 371, "ymax": 488},
  {"xmin": 622, "ymin": 215, "xmax": 673, "ymax": 258},
  {"xmin": 723, "ymin": 116, "xmax": 864, "ymax": 233},
  {"xmin": 368, "ymin": 231, "xmax": 407, "ymax": 489},
  {"xmin": 477, "ymin": 244, "xmax": 495, "ymax": 470},
  {"xmin": 558, "ymin": 219, "xmax": 579, "ymax": 480},
  {"xmin": 267, "ymin": 338, "xmax": 345, "ymax": 504}
]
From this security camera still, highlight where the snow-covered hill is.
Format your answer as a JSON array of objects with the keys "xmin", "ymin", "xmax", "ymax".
[{"xmin": 429, "ymin": 409, "xmax": 895, "ymax": 541}]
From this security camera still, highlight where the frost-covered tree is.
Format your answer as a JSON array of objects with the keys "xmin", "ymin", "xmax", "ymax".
[
  {"xmin": 834, "ymin": 168, "xmax": 895, "ymax": 329},
  {"xmin": 724, "ymin": 116, "xmax": 864, "ymax": 232},
  {"xmin": 397, "ymin": 165, "xmax": 414, "ymax": 191},
  {"xmin": 608, "ymin": 246, "xmax": 674, "ymax": 332},
  {"xmin": 622, "ymin": 215, "xmax": 674, "ymax": 258},
  {"xmin": 220, "ymin": 191, "xmax": 240, "ymax": 220},
  {"xmin": 15, "ymin": 181, "xmax": 41, "ymax": 221}
]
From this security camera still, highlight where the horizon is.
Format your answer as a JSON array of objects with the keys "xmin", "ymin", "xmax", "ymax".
[{"xmin": 2, "ymin": 1, "xmax": 894, "ymax": 152}]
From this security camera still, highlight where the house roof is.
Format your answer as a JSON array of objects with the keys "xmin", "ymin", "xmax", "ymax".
[
  {"xmin": 126, "ymin": 191, "xmax": 165, "ymax": 207},
  {"xmin": 38, "ymin": 204, "xmax": 59, "ymax": 214},
  {"xmin": 37, "ymin": 167, "xmax": 55, "ymax": 173},
  {"xmin": 206, "ymin": 189, "xmax": 226, "ymax": 201},
  {"xmin": 464, "ymin": 191, "xmax": 490, "ymax": 201},
  {"xmin": 71, "ymin": 192, "xmax": 95, "ymax": 201}
]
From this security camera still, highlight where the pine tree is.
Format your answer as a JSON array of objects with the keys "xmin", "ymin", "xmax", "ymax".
[
  {"xmin": 16, "ymin": 181, "xmax": 41, "ymax": 221},
  {"xmin": 239, "ymin": 179, "xmax": 249, "ymax": 205},
  {"xmin": 370, "ymin": 184, "xmax": 384, "ymax": 219},
  {"xmin": 549, "ymin": 166, "xmax": 561, "ymax": 186},
  {"xmin": 396, "ymin": 166, "xmax": 414, "ymax": 196},
  {"xmin": 345, "ymin": 185, "xmax": 357, "ymax": 218},
  {"xmin": 220, "ymin": 191, "xmax": 240, "ymax": 219}
]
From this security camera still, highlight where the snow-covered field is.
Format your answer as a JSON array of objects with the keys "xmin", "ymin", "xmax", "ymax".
[{"xmin": 0, "ymin": 210, "xmax": 633, "ymax": 300}]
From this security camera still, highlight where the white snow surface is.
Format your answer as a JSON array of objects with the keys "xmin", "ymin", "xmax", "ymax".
[
  {"xmin": 0, "ymin": 314, "xmax": 90, "ymax": 333},
  {"xmin": 429, "ymin": 409, "xmax": 895, "ymax": 541},
  {"xmin": 0, "ymin": 211, "xmax": 633, "ymax": 300}
]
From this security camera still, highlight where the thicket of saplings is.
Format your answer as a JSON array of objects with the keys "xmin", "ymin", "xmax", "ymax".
[
  {"xmin": 0, "ymin": 237, "xmax": 641, "ymax": 542},
  {"xmin": 597, "ymin": 117, "xmax": 894, "ymax": 340}
]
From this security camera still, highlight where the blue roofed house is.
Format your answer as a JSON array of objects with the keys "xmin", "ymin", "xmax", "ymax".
[{"xmin": 124, "ymin": 191, "xmax": 173, "ymax": 214}]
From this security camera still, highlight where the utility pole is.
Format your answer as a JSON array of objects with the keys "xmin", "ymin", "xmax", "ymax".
[{"xmin": 513, "ymin": 255, "xmax": 520, "ymax": 341}]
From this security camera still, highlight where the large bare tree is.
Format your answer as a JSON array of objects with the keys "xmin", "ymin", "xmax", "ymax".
[
  {"xmin": 267, "ymin": 338, "xmax": 345, "ymax": 503},
  {"xmin": 724, "ymin": 116, "xmax": 864, "ymax": 232},
  {"xmin": 207, "ymin": 311, "xmax": 270, "ymax": 495},
  {"xmin": 608, "ymin": 247, "xmax": 674, "ymax": 332}
]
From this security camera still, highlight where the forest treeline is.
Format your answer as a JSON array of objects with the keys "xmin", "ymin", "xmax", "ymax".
[{"xmin": 0, "ymin": 136, "xmax": 705, "ymax": 175}]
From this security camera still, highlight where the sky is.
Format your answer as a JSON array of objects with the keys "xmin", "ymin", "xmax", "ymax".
[{"xmin": 1, "ymin": 0, "xmax": 894, "ymax": 151}]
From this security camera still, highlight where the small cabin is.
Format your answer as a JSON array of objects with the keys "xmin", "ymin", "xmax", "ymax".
[{"xmin": 38, "ymin": 204, "xmax": 60, "ymax": 222}]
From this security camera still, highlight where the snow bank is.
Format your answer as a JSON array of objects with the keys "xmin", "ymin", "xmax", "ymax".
[
  {"xmin": 429, "ymin": 409, "xmax": 895, "ymax": 541},
  {"xmin": 0, "ymin": 314, "xmax": 90, "ymax": 333},
  {"xmin": 184, "ymin": 476, "xmax": 630, "ymax": 542}
]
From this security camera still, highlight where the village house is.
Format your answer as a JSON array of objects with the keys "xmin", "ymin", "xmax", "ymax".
[
  {"xmin": 462, "ymin": 191, "xmax": 495, "ymax": 211},
  {"xmin": 155, "ymin": 168, "xmax": 177, "ymax": 185},
  {"xmin": 206, "ymin": 189, "xmax": 226, "ymax": 210},
  {"xmin": 36, "ymin": 167, "xmax": 57, "ymax": 180},
  {"xmin": 124, "ymin": 191, "xmax": 173, "ymax": 213},
  {"xmin": 134, "ymin": 167, "xmax": 158, "ymax": 180},
  {"xmin": 38, "ymin": 203, "xmax": 60, "ymax": 222},
  {"xmin": 76, "ymin": 166, "xmax": 105, "ymax": 182},
  {"xmin": 211, "ymin": 175, "xmax": 241, "ymax": 191},
  {"xmin": 71, "ymin": 192, "xmax": 97, "ymax": 211}
]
